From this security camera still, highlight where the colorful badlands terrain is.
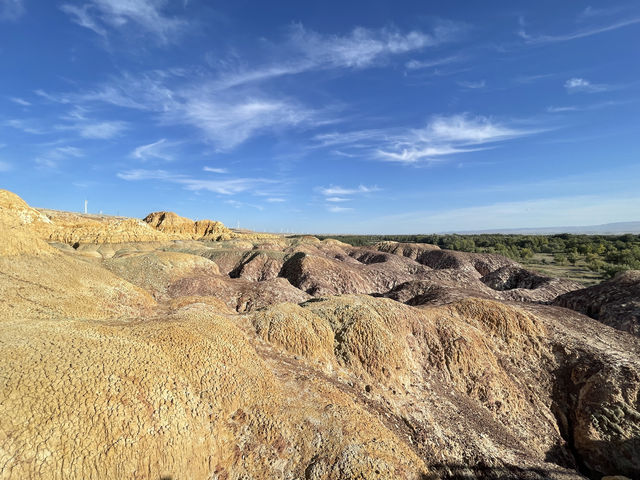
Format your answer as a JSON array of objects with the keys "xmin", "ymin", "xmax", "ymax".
[{"xmin": 0, "ymin": 189, "xmax": 639, "ymax": 480}]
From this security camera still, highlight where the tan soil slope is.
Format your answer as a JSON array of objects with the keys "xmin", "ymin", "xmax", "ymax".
[
  {"xmin": 0, "ymin": 305, "xmax": 428, "ymax": 480},
  {"xmin": 0, "ymin": 191, "xmax": 154, "ymax": 320}
]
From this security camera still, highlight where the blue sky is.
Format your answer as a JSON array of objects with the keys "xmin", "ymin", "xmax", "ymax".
[{"xmin": 1, "ymin": 0, "xmax": 639, "ymax": 233}]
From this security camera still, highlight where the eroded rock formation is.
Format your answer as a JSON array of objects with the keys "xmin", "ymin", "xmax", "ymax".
[
  {"xmin": 1, "ymin": 189, "xmax": 639, "ymax": 480},
  {"xmin": 144, "ymin": 210, "xmax": 234, "ymax": 240},
  {"xmin": 554, "ymin": 270, "xmax": 640, "ymax": 336}
]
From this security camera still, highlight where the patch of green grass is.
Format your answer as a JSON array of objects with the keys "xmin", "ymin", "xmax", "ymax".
[{"xmin": 522, "ymin": 254, "xmax": 603, "ymax": 286}]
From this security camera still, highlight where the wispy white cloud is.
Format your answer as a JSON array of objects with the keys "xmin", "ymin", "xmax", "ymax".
[
  {"xmin": 377, "ymin": 114, "xmax": 533, "ymax": 164},
  {"xmin": 35, "ymin": 146, "xmax": 84, "ymax": 169},
  {"xmin": 564, "ymin": 77, "xmax": 609, "ymax": 93},
  {"xmin": 176, "ymin": 88, "xmax": 314, "ymax": 150},
  {"xmin": 0, "ymin": 160, "xmax": 11, "ymax": 171},
  {"xmin": 316, "ymin": 185, "xmax": 377, "ymax": 214},
  {"xmin": 116, "ymin": 169, "xmax": 173, "ymax": 181},
  {"xmin": 578, "ymin": 5, "xmax": 630, "ymax": 21},
  {"xmin": 327, "ymin": 205, "xmax": 354, "ymax": 213},
  {"xmin": 117, "ymin": 168, "xmax": 276, "ymax": 195},
  {"xmin": 35, "ymin": 89, "xmax": 71, "ymax": 104},
  {"xmin": 316, "ymin": 185, "xmax": 380, "ymax": 213},
  {"xmin": 519, "ymin": 17, "xmax": 640, "ymax": 44},
  {"xmin": 376, "ymin": 145, "xmax": 481, "ymax": 164},
  {"xmin": 330, "ymin": 150, "xmax": 359, "ymax": 158},
  {"xmin": 3, "ymin": 118, "xmax": 47, "ymax": 135},
  {"xmin": 319, "ymin": 185, "xmax": 379, "ymax": 196},
  {"xmin": 131, "ymin": 138, "xmax": 175, "ymax": 161},
  {"xmin": 405, "ymin": 55, "xmax": 463, "ymax": 71},
  {"xmin": 514, "ymin": 73, "xmax": 558, "ymax": 85},
  {"xmin": 289, "ymin": 22, "xmax": 463, "ymax": 70},
  {"xmin": 181, "ymin": 178, "xmax": 276, "ymax": 195},
  {"xmin": 546, "ymin": 105, "xmax": 578, "ymax": 113},
  {"xmin": 419, "ymin": 114, "xmax": 527, "ymax": 143},
  {"xmin": 43, "ymin": 70, "xmax": 319, "ymax": 150},
  {"xmin": 265, "ymin": 197, "xmax": 285, "ymax": 203},
  {"xmin": 213, "ymin": 22, "xmax": 467, "ymax": 90},
  {"xmin": 457, "ymin": 80, "xmax": 486, "ymax": 89},
  {"xmin": 9, "ymin": 97, "xmax": 31, "ymax": 106},
  {"xmin": 77, "ymin": 120, "xmax": 127, "ymax": 138},
  {"xmin": 60, "ymin": 4, "xmax": 107, "ymax": 36},
  {"xmin": 514, "ymin": 73, "xmax": 555, "ymax": 84},
  {"xmin": 4, "ymin": 106, "xmax": 127, "ymax": 140},
  {"xmin": 325, "ymin": 197, "xmax": 349, "ymax": 203},
  {"xmin": 32, "ymin": 21, "xmax": 463, "ymax": 151},
  {"xmin": 314, "ymin": 129, "xmax": 388, "ymax": 148},
  {"xmin": 225, "ymin": 199, "xmax": 264, "ymax": 211},
  {"xmin": 0, "ymin": 0, "xmax": 25, "ymax": 21},
  {"xmin": 316, "ymin": 114, "xmax": 538, "ymax": 165},
  {"xmin": 203, "ymin": 166, "xmax": 229, "ymax": 174},
  {"xmin": 547, "ymin": 99, "xmax": 632, "ymax": 113},
  {"xmin": 60, "ymin": 0, "xmax": 188, "ymax": 43}
]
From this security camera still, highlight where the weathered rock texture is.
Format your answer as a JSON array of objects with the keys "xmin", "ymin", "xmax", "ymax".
[
  {"xmin": 554, "ymin": 270, "xmax": 640, "ymax": 336},
  {"xmin": 39, "ymin": 208, "xmax": 170, "ymax": 244},
  {"xmin": 144, "ymin": 210, "xmax": 234, "ymax": 240},
  {"xmin": 1, "ymin": 190, "xmax": 639, "ymax": 480},
  {"xmin": 0, "ymin": 190, "xmax": 55, "ymax": 255}
]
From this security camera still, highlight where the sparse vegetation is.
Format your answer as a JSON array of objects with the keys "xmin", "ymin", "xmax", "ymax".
[{"xmin": 311, "ymin": 233, "xmax": 640, "ymax": 285}]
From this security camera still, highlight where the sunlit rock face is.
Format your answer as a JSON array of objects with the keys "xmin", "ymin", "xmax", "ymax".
[{"xmin": 1, "ymin": 189, "xmax": 639, "ymax": 480}]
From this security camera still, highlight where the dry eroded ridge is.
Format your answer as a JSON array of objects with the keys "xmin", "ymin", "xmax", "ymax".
[{"xmin": 1, "ymin": 189, "xmax": 639, "ymax": 480}]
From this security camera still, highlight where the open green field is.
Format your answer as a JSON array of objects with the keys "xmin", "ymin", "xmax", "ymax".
[{"xmin": 521, "ymin": 253, "xmax": 603, "ymax": 286}]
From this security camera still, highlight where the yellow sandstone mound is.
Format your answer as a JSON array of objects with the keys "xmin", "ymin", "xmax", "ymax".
[
  {"xmin": 250, "ymin": 302, "xmax": 335, "ymax": 362},
  {"xmin": 0, "ymin": 190, "xmax": 154, "ymax": 320},
  {"xmin": 39, "ymin": 208, "xmax": 169, "ymax": 244},
  {"xmin": 0, "ymin": 189, "xmax": 55, "ymax": 255},
  {"xmin": 0, "ymin": 305, "xmax": 428, "ymax": 479},
  {"xmin": 144, "ymin": 210, "xmax": 234, "ymax": 241}
]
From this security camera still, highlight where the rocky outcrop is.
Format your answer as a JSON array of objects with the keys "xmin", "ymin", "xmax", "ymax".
[
  {"xmin": 374, "ymin": 241, "xmax": 517, "ymax": 276},
  {"xmin": 230, "ymin": 251, "xmax": 286, "ymax": 282},
  {"xmin": 481, "ymin": 266, "xmax": 583, "ymax": 303},
  {"xmin": 0, "ymin": 190, "xmax": 55, "ymax": 256},
  {"xmin": 373, "ymin": 240, "xmax": 441, "ymax": 261},
  {"xmin": 103, "ymin": 251, "xmax": 222, "ymax": 300},
  {"xmin": 280, "ymin": 252, "xmax": 374, "ymax": 295},
  {"xmin": 144, "ymin": 210, "xmax": 234, "ymax": 240},
  {"xmin": 168, "ymin": 274, "xmax": 310, "ymax": 313},
  {"xmin": 524, "ymin": 303, "xmax": 640, "ymax": 479},
  {"xmin": 554, "ymin": 270, "xmax": 640, "ymax": 336},
  {"xmin": 39, "ymin": 208, "xmax": 170, "ymax": 244}
]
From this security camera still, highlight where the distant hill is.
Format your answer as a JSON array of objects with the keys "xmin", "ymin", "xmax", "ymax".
[{"xmin": 453, "ymin": 221, "xmax": 640, "ymax": 235}]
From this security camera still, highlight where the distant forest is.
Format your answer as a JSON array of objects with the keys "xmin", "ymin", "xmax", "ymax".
[{"xmin": 312, "ymin": 233, "xmax": 640, "ymax": 279}]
